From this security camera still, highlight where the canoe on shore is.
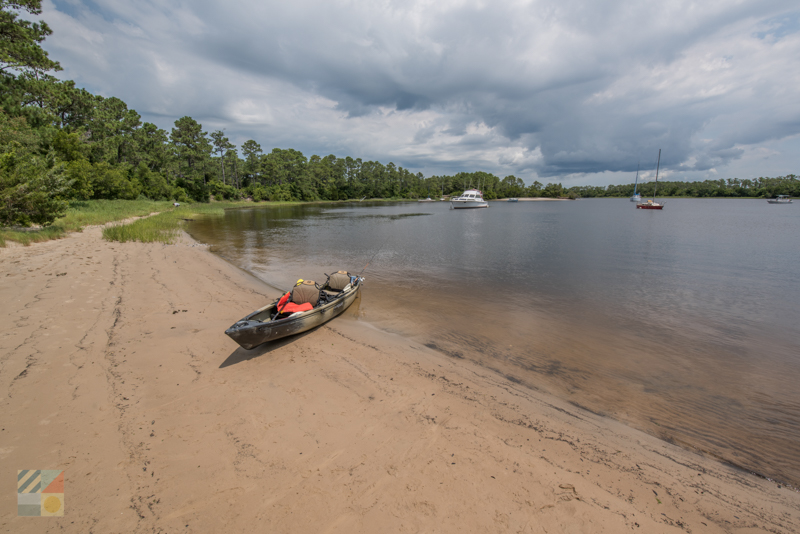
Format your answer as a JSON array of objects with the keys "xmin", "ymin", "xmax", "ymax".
[{"xmin": 225, "ymin": 275, "xmax": 363, "ymax": 349}]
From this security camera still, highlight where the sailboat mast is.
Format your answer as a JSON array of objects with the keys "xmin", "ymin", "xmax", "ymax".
[
  {"xmin": 634, "ymin": 162, "xmax": 640, "ymax": 195},
  {"xmin": 653, "ymin": 149, "xmax": 661, "ymax": 201}
]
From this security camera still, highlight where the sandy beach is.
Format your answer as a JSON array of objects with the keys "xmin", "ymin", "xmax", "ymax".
[{"xmin": 2, "ymin": 225, "xmax": 799, "ymax": 533}]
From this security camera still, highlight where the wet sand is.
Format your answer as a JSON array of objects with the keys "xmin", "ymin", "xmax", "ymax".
[{"xmin": 1, "ymin": 225, "xmax": 799, "ymax": 533}]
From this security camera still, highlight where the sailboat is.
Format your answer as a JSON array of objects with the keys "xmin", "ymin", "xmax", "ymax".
[
  {"xmin": 418, "ymin": 185, "xmax": 435, "ymax": 202},
  {"xmin": 630, "ymin": 163, "xmax": 642, "ymax": 202},
  {"xmin": 636, "ymin": 150, "xmax": 665, "ymax": 210}
]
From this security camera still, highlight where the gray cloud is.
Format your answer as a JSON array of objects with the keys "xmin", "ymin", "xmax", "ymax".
[{"xmin": 40, "ymin": 0, "xmax": 800, "ymax": 185}]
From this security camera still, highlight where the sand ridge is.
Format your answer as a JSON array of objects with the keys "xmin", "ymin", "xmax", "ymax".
[{"xmin": 1, "ymin": 226, "xmax": 799, "ymax": 533}]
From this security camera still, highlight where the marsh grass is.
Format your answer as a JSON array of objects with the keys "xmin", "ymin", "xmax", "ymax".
[
  {"xmin": 101, "ymin": 201, "xmax": 284, "ymax": 244},
  {"xmin": 0, "ymin": 199, "xmax": 174, "ymax": 247},
  {"xmin": 59, "ymin": 200, "xmax": 175, "ymax": 231},
  {"xmin": 101, "ymin": 211, "xmax": 179, "ymax": 243},
  {"xmin": 1, "ymin": 199, "xmax": 301, "ymax": 247},
  {"xmin": 0, "ymin": 225, "xmax": 68, "ymax": 247}
]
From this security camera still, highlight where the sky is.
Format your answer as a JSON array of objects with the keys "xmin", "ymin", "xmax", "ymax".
[{"xmin": 34, "ymin": 0, "xmax": 800, "ymax": 186}]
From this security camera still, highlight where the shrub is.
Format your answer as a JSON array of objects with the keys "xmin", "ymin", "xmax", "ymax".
[
  {"xmin": 270, "ymin": 184, "xmax": 294, "ymax": 202},
  {"xmin": 171, "ymin": 186, "xmax": 189, "ymax": 202},
  {"xmin": 132, "ymin": 163, "xmax": 171, "ymax": 200},
  {"xmin": 65, "ymin": 160, "xmax": 94, "ymax": 200},
  {"xmin": 0, "ymin": 151, "xmax": 70, "ymax": 226},
  {"xmin": 208, "ymin": 180, "xmax": 240, "ymax": 200}
]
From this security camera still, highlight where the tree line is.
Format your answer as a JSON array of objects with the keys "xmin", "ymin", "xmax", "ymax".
[
  {"xmin": 1, "ymin": 1, "xmax": 797, "ymax": 227},
  {"xmin": 567, "ymin": 176, "xmax": 800, "ymax": 200}
]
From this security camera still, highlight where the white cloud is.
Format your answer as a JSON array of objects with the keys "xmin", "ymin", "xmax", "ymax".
[{"xmin": 37, "ymin": 0, "xmax": 800, "ymax": 186}]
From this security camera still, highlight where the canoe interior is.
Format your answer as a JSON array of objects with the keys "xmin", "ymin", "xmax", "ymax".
[{"xmin": 249, "ymin": 289, "xmax": 342, "ymax": 322}]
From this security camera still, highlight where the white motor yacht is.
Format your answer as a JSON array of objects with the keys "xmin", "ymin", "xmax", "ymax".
[
  {"xmin": 450, "ymin": 189, "xmax": 489, "ymax": 209},
  {"xmin": 767, "ymin": 195, "xmax": 793, "ymax": 204}
]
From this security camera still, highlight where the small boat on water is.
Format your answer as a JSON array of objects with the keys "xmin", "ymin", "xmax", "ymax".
[
  {"xmin": 636, "ymin": 199, "xmax": 664, "ymax": 210},
  {"xmin": 418, "ymin": 197, "xmax": 434, "ymax": 202},
  {"xmin": 636, "ymin": 149, "xmax": 665, "ymax": 210},
  {"xmin": 450, "ymin": 189, "xmax": 488, "ymax": 209},
  {"xmin": 225, "ymin": 272, "xmax": 363, "ymax": 349},
  {"xmin": 507, "ymin": 198, "xmax": 519, "ymax": 202},
  {"xmin": 630, "ymin": 163, "xmax": 642, "ymax": 202},
  {"xmin": 767, "ymin": 195, "xmax": 793, "ymax": 204}
]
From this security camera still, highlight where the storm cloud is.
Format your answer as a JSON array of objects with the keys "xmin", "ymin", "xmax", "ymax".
[{"xmin": 40, "ymin": 0, "xmax": 800, "ymax": 185}]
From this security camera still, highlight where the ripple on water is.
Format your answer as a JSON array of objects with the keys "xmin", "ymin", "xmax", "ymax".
[{"xmin": 189, "ymin": 199, "xmax": 800, "ymax": 485}]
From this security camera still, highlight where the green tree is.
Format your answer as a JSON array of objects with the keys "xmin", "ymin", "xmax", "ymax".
[
  {"xmin": 132, "ymin": 162, "xmax": 171, "ymax": 200},
  {"xmin": 0, "ymin": 1, "xmax": 61, "ymax": 76},
  {"xmin": 6, "ymin": 72, "xmax": 95, "ymax": 128},
  {"xmin": 86, "ymin": 96, "xmax": 141, "ymax": 164},
  {"xmin": 63, "ymin": 159, "xmax": 92, "ymax": 199},
  {"xmin": 261, "ymin": 148, "xmax": 307, "ymax": 188},
  {"xmin": 223, "ymin": 147, "xmax": 240, "ymax": 189},
  {"xmin": 210, "ymin": 129, "xmax": 233, "ymax": 184},
  {"xmin": 1, "ymin": 0, "xmax": 62, "ymax": 124},
  {"xmin": 498, "ymin": 175, "xmax": 525, "ymax": 198},
  {"xmin": 88, "ymin": 161, "xmax": 141, "ymax": 199},
  {"xmin": 51, "ymin": 129, "xmax": 87, "ymax": 162},
  {"xmin": 170, "ymin": 116, "xmax": 211, "ymax": 200},
  {"xmin": 527, "ymin": 180, "xmax": 543, "ymax": 196},
  {"xmin": 241, "ymin": 139, "xmax": 262, "ymax": 185},
  {"xmin": 0, "ymin": 108, "xmax": 36, "ymax": 150},
  {"xmin": 131, "ymin": 122, "xmax": 169, "ymax": 172},
  {"xmin": 0, "ymin": 150, "xmax": 69, "ymax": 226},
  {"xmin": 542, "ymin": 182, "xmax": 564, "ymax": 198}
]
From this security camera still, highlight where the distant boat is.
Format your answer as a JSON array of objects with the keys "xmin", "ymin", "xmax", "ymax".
[
  {"xmin": 767, "ymin": 195, "xmax": 793, "ymax": 204},
  {"xmin": 630, "ymin": 163, "xmax": 642, "ymax": 202},
  {"xmin": 637, "ymin": 199, "xmax": 664, "ymax": 210},
  {"xmin": 508, "ymin": 198, "xmax": 519, "ymax": 202},
  {"xmin": 450, "ymin": 189, "xmax": 488, "ymax": 209},
  {"xmin": 418, "ymin": 197, "xmax": 435, "ymax": 203},
  {"xmin": 636, "ymin": 150, "xmax": 665, "ymax": 210}
]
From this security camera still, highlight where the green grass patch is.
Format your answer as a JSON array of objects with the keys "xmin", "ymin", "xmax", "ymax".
[
  {"xmin": 0, "ymin": 225, "xmax": 68, "ymax": 247},
  {"xmin": 101, "ymin": 201, "xmax": 292, "ymax": 244},
  {"xmin": 59, "ymin": 199, "xmax": 176, "ymax": 232},
  {"xmin": 0, "ymin": 199, "xmax": 175, "ymax": 247},
  {"xmin": 101, "ymin": 211, "xmax": 181, "ymax": 243},
  {"xmin": 2, "ymin": 199, "xmax": 301, "ymax": 247}
]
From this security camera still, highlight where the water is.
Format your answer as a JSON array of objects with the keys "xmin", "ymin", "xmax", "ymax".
[{"xmin": 188, "ymin": 198, "xmax": 800, "ymax": 485}]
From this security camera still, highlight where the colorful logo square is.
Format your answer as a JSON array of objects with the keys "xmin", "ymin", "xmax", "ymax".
[{"xmin": 18, "ymin": 470, "xmax": 64, "ymax": 517}]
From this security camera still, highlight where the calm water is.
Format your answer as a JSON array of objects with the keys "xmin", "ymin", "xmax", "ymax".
[{"xmin": 188, "ymin": 198, "xmax": 800, "ymax": 485}]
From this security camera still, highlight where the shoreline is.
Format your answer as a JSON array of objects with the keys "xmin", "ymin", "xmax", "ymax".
[
  {"xmin": 493, "ymin": 197, "xmax": 573, "ymax": 201},
  {"xmin": 2, "ymin": 227, "xmax": 799, "ymax": 532}
]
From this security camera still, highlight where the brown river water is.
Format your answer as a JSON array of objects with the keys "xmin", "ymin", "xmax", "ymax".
[{"xmin": 187, "ymin": 198, "xmax": 800, "ymax": 486}]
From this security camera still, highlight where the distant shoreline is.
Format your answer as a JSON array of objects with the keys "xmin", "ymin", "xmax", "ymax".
[{"xmin": 493, "ymin": 197, "xmax": 573, "ymax": 201}]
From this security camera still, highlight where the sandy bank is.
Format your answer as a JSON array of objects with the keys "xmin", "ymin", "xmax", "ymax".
[{"xmin": 1, "ymin": 226, "xmax": 798, "ymax": 533}]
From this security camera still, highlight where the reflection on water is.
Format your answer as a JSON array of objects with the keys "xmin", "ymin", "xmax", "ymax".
[{"xmin": 189, "ymin": 199, "xmax": 800, "ymax": 485}]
